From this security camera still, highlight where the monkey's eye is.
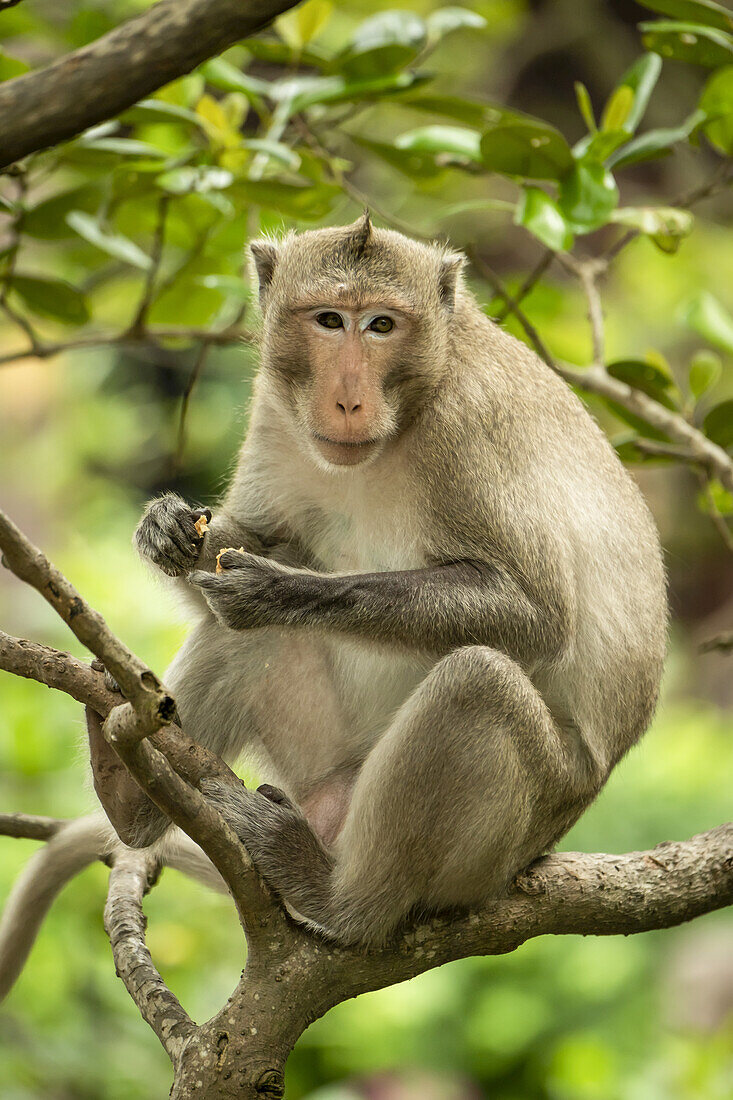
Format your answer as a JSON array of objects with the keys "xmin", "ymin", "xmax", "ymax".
[
  {"xmin": 368, "ymin": 316, "xmax": 394, "ymax": 334},
  {"xmin": 316, "ymin": 312, "xmax": 344, "ymax": 329}
]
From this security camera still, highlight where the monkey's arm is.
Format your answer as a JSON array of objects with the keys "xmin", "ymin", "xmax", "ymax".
[{"xmin": 189, "ymin": 551, "xmax": 567, "ymax": 664}]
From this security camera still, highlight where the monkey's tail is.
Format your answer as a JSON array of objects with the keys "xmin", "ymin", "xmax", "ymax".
[
  {"xmin": 0, "ymin": 813, "xmax": 229, "ymax": 1002},
  {"xmin": 0, "ymin": 814, "xmax": 117, "ymax": 1001}
]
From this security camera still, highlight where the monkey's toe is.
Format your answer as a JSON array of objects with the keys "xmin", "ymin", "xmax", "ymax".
[{"xmin": 257, "ymin": 784, "xmax": 297, "ymax": 810}]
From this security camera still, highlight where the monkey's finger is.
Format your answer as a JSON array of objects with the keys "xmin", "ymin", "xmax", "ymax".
[
  {"xmin": 188, "ymin": 570, "xmax": 220, "ymax": 590},
  {"xmin": 217, "ymin": 549, "xmax": 252, "ymax": 571}
]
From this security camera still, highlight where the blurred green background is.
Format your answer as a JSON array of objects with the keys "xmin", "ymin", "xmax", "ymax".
[{"xmin": 0, "ymin": 0, "xmax": 732, "ymax": 1097}]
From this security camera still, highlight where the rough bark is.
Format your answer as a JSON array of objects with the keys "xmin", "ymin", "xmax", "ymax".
[{"xmin": 0, "ymin": 0, "xmax": 298, "ymax": 170}]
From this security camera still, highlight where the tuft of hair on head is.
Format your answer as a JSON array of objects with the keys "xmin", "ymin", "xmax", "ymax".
[{"xmin": 346, "ymin": 209, "xmax": 372, "ymax": 260}]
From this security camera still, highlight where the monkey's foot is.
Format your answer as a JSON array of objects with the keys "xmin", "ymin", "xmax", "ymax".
[{"xmin": 200, "ymin": 780, "xmax": 334, "ymax": 917}]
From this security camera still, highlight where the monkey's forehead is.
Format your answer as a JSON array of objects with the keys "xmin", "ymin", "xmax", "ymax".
[{"xmin": 272, "ymin": 226, "xmax": 443, "ymax": 303}]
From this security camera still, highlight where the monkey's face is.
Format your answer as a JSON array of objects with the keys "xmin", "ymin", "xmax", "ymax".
[
  {"xmin": 283, "ymin": 298, "xmax": 416, "ymax": 468},
  {"xmin": 252, "ymin": 217, "xmax": 465, "ymax": 470}
]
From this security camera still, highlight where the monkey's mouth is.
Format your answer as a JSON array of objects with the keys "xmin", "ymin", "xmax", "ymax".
[{"xmin": 311, "ymin": 432, "xmax": 383, "ymax": 466}]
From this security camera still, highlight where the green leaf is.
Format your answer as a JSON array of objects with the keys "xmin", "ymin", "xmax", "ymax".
[
  {"xmin": 156, "ymin": 166, "xmax": 234, "ymax": 194},
  {"xmin": 10, "ymin": 275, "xmax": 89, "ymax": 325},
  {"xmin": 479, "ymin": 120, "xmax": 573, "ymax": 180},
  {"xmin": 574, "ymin": 129, "xmax": 631, "ymax": 163},
  {"xmin": 640, "ymin": 20, "xmax": 733, "ymax": 67},
  {"xmin": 682, "ymin": 290, "xmax": 733, "ymax": 353},
  {"xmin": 276, "ymin": 0, "xmax": 332, "ymax": 48},
  {"xmin": 636, "ymin": 0, "xmax": 733, "ymax": 32},
  {"xmin": 426, "ymin": 7, "xmax": 487, "ymax": 40},
  {"xmin": 689, "ymin": 349, "xmax": 722, "ymax": 398},
  {"xmin": 76, "ymin": 136, "xmax": 165, "ymax": 157},
  {"xmin": 353, "ymin": 135, "xmax": 445, "ymax": 179},
  {"xmin": 703, "ymin": 399, "xmax": 733, "ymax": 447},
  {"xmin": 120, "ymin": 99, "xmax": 205, "ymax": 128},
  {"xmin": 65, "ymin": 210, "xmax": 153, "ymax": 270},
  {"xmin": 22, "ymin": 186, "xmax": 102, "ymax": 240},
  {"xmin": 607, "ymin": 358, "xmax": 680, "ymax": 408},
  {"xmin": 601, "ymin": 85, "xmax": 634, "ymax": 132},
  {"xmin": 558, "ymin": 162, "xmax": 619, "ymax": 233},
  {"xmin": 229, "ymin": 179, "xmax": 339, "ymax": 219},
  {"xmin": 574, "ymin": 82, "xmax": 597, "ymax": 133},
  {"xmin": 337, "ymin": 10, "xmax": 427, "ymax": 78},
  {"xmin": 515, "ymin": 187, "xmax": 574, "ymax": 251},
  {"xmin": 699, "ymin": 65, "xmax": 733, "ymax": 153},
  {"xmin": 243, "ymin": 38, "xmax": 331, "ymax": 71},
  {"xmin": 394, "ymin": 125, "xmax": 482, "ymax": 163},
  {"xmin": 0, "ymin": 52, "xmax": 30, "ymax": 81},
  {"xmin": 610, "ymin": 205, "xmax": 694, "ymax": 252},
  {"xmin": 613, "ymin": 433, "xmax": 676, "ymax": 464},
  {"xmin": 607, "ymin": 109, "xmax": 705, "ymax": 168},
  {"xmin": 403, "ymin": 94, "xmax": 524, "ymax": 129},
  {"xmin": 199, "ymin": 58, "xmax": 271, "ymax": 107},
  {"xmin": 604, "ymin": 400, "xmax": 670, "ymax": 439},
  {"xmin": 284, "ymin": 70, "xmax": 426, "ymax": 113},
  {"xmin": 617, "ymin": 53, "xmax": 663, "ymax": 133}
]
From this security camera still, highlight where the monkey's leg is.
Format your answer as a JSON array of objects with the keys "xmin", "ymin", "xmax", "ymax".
[{"xmin": 204, "ymin": 645, "xmax": 597, "ymax": 945}]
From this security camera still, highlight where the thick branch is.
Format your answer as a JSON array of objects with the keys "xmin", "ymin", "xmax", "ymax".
[
  {"xmin": 104, "ymin": 847, "xmax": 195, "ymax": 1060},
  {"xmin": 0, "ymin": 0, "xmax": 298, "ymax": 170}
]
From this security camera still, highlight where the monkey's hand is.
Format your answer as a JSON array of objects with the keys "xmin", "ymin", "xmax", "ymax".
[
  {"xmin": 188, "ymin": 549, "xmax": 298, "ymax": 629},
  {"xmin": 134, "ymin": 493, "xmax": 212, "ymax": 577}
]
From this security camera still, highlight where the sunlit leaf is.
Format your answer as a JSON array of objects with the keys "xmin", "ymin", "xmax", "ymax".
[
  {"xmin": 480, "ymin": 120, "xmax": 573, "ymax": 179},
  {"xmin": 636, "ymin": 0, "xmax": 733, "ymax": 32},
  {"xmin": 10, "ymin": 274, "xmax": 90, "ymax": 324},
  {"xmin": 199, "ymin": 58, "xmax": 270, "ymax": 113},
  {"xmin": 601, "ymin": 85, "xmax": 634, "ymax": 132},
  {"xmin": 607, "ymin": 110, "xmax": 705, "ymax": 168},
  {"xmin": 682, "ymin": 290, "xmax": 733, "ymax": 353},
  {"xmin": 285, "ymin": 70, "xmax": 426, "ymax": 113},
  {"xmin": 558, "ymin": 162, "xmax": 619, "ymax": 232},
  {"xmin": 65, "ymin": 210, "xmax": 152, "ymax": 270},
  {"xmin": 610, "ymin": 205, "xmax": 694, "ymax": 252},
  {"xmin": 617, "ymin": 53, "xmax": 663, "ymax": 133},
  {"xmin": 427, "ymin": 6, "xmax": 487, "ymax": 41},
  {"xmin": 195, "ymin": 93, "xmax": 242, "ymax": 149},
  {"xmin": 515, "ymin": 187, "xmax": 574, "ymax": 250},
  {"xmin": 703, "ymin": 400, "xmax": 733, "ymax": 447},
  {"xmin": 394, "ymin": 125, "xmax": 482, "ymax": 162},
  {"xmin": 120, "ymin": 99, "xmax": 205, "ymax": 128},
  {"xmin": 277, "ymin": 0, "xmax": 332, "ymax": 49},
  {"xmin": 640, "ymin": 20, "xmax": 733, "ymax": 67},
  {"xmin": 699, "ymin": 65, "xmax": 733, "ymax": 153},
  {"xmin": 689, "ymin": 349, "xmax": 722, "ymax": 398},
  {"xmin": 337, "ymin": 10, "xmax": 426, "ymax": 78},
  {"xmin": 156, "ymin": 166, "xmax": 234, "ymax": 194},
  {"xmin": 574, "ymin": 82, "xmax": 597, "ymax": 132},
  {"xmin": 573, "ymin": 129, "xmax": 630, "ymax": 163}
]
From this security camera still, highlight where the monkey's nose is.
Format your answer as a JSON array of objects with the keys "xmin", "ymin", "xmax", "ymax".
[{"xmin": 336, "ymin": 397, "xmax": 362, "ymax": 416}]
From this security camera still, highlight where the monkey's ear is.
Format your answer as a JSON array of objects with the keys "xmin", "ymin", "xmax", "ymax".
[
  {"xmin": 438, "ymin": 251, "xmax": 466, "ymax": 313},
  {"xmin": 249, "ymin": 239, "xmax": 280, "ymax": 304}
]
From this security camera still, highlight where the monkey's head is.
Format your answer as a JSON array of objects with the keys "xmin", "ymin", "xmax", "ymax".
[{"xmin": 250, "ymin": 214, "xmax": 465, "ymax": 469}]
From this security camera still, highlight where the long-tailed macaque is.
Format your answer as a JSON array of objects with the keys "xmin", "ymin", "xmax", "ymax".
[
  {"xmin": 124, "ymin": 214, "xmax": 667, "ymax": 944},
  {"xmin": 3, "ymin": 214, "xmax": 667, "ymax": 962}
]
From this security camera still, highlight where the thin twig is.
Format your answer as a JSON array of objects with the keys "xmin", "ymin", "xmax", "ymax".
[
  {"xmin": 494, "ymin": 249, "xmax": 554, "ymax": 322},
  {"xmin": 175, "ymin": 341, "xmax": 212, "ymax": 469},
  {"xmin": 128, "ymin": 195, "xmax": 169, "ymax": 334}
]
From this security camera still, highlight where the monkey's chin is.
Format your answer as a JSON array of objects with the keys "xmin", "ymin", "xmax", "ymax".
[{"xmin": 310, "ymin": 434, "xmax": 382, "ymax": 469}]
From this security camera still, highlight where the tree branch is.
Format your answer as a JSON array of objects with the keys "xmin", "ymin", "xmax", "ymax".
[
  {"xmin": 0, "ymin": 812, "xmax": 66, "ymax": 841},
  {"xmin": 104, "ymin": 847, "xmax": 195, "ymax": 1060},
  {"xmin": 0, "ymin": 0, "xmax": 299, "ymax": 171}
]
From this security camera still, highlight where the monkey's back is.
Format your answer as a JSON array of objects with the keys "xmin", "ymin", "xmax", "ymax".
[{"xmin": 415, "ymin": 298, "xmax": 667, "ymax": 775}]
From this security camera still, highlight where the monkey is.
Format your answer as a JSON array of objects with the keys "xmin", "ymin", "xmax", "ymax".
[{"xmin": 1, "ymin": 213, "xmax": 667, "ymax": 963}]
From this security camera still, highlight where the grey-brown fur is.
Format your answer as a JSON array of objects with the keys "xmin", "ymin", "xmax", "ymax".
[{"xmin": 130, "ymin": 216, "xmax": 667, "ymax": 945}]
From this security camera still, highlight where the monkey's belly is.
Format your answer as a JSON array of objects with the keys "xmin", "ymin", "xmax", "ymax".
[{"xmin": 324, "ymin": 636, "xmax": 434, "ymax": 755}]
